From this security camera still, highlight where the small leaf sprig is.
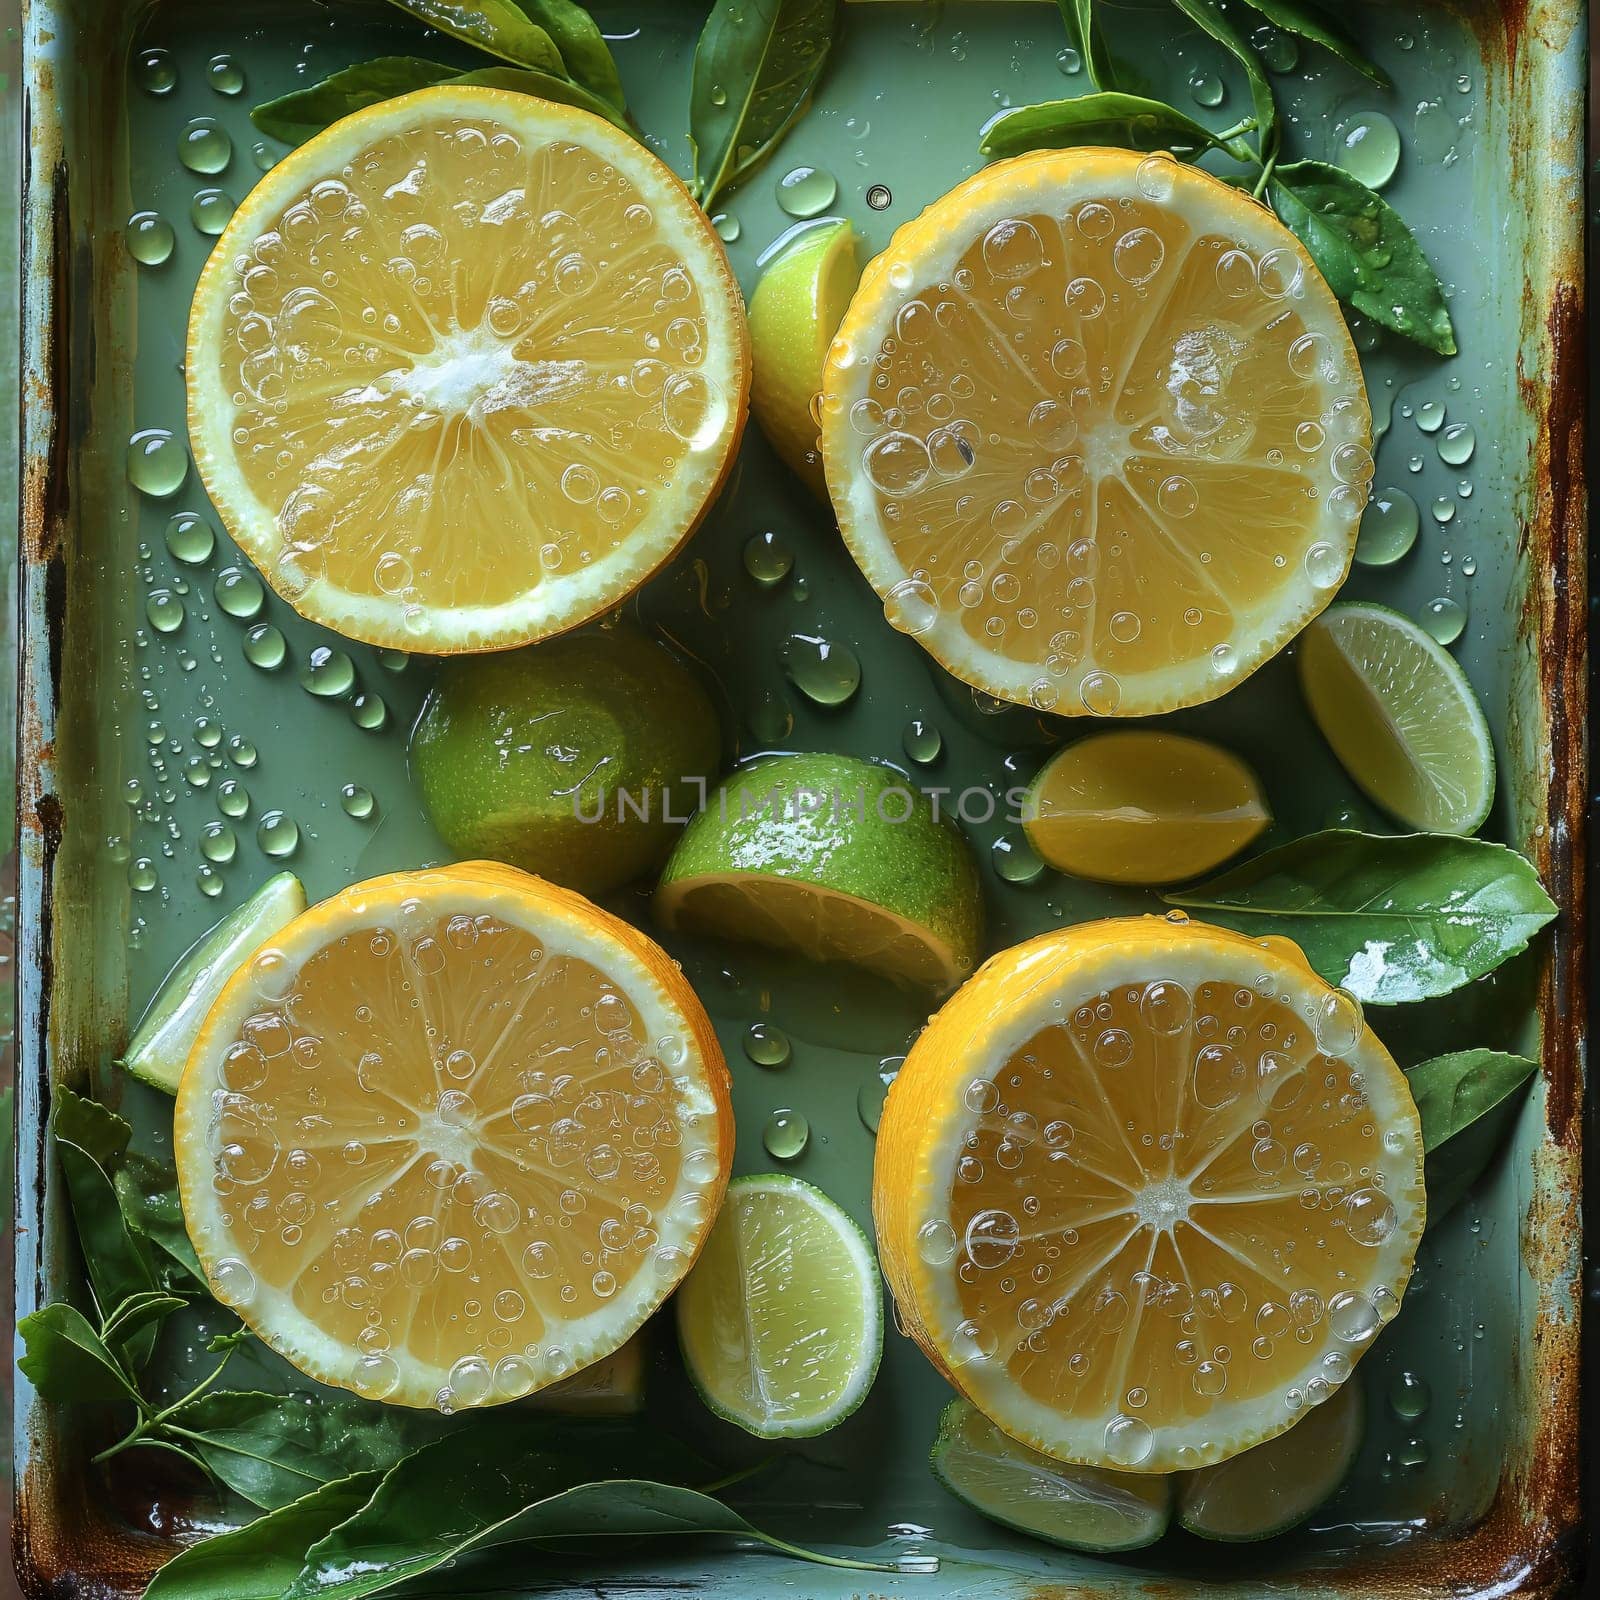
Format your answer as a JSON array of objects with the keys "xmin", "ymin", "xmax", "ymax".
[
  {"xmin": 250, "ymin": 0, "xmax": 630, "ymax": 147},
  {"xmin": 985, "ymin": 0, "xmax": 1456, "ymax": 354}
]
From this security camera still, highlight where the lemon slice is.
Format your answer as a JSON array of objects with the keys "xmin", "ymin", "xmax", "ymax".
[
  {"xmin": 187, "ymin": 87, "xmax": 749, "ymax": 652},
  {"xmin": 1178, "ymin": 1372, "xmax": 1364, "ymax": 1540},
  {"xmin": 931, "ymin": 1399, "xmax": 1171, "ymax": 1552},
  {"xmin": 873, "ymin": 915, "xmax": 1423, "ymax": 1473},
  {"xmin": 174, "ymin": 863, "xmax": 733, "ymax": 1409},
  {"xmin": 123, "ymin": 872, "xmax": 306, "ymax": 1094},
  {"xmin": 1023, "ymin": 731, "xmax": 1270, "ymax": 885},
  {"xmin": 820, "ymin": 149, "xmax": 1372, "ymax": 717},
  {"xmin": 676, "ymin": 1174, "xmax": 883, "ymax": 1438},
  {"xmin": 1298, "ymin": 601, "xmax": 1495, "ymax": 834}
]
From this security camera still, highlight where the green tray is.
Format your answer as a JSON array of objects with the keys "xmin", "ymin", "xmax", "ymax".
[{"xmin": 13, "ymin": 1, "xmax": 1587, "ymax": 1596}]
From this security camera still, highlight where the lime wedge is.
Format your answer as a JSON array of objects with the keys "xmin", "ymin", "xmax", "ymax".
[
  {"xmin": 749, "ymin": 219, "xmax": 861, "ymax": 496},
  {"xmin": 1177, "ymin": 1376, "xmax": 1364, "ymax": 1542},
  {"xmin": 675, "ymin": 1173, "xmax": 883, "ymax": 1439},
  {"xmin": 654, "ymin": 752, "xmax": 981, "ymax": 991},
  {"xmin": 122, "ymin": 872, "xmax": 307, "ymax": 1093},
  {"xmin": 1298, "ymin": 601, "xmax": 1495, "ymax": 834},
  {"xmin": 930, "ymin": 1400, "xmax": 1171, "ymax": 1552}
]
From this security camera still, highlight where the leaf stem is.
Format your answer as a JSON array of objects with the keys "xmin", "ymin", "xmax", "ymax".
[
  {"xmin": 1251, "ymin": 149, "xmax": 1278, "ymax": 201},
  {"xmin": 751, "ymin": 1532, "xmax": 904, "ymax": 1574},
  {"xmin": 146, "ymin": 1349, "xmax": 236, "ymax": 1428}
]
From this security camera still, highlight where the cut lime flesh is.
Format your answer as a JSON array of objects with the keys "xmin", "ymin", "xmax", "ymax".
[
  {"xmin": 1178, "ymin": 1376, "xmax": 1364, "ymax": 1542},
  {"xmin": 122, "ymin": 873, "xmax": 307, "ymax": 1093},
  {"xmin": 931, "ymin": 1400, "xmax": 1172, "ymax": 1553},
  {"xmin": 675, "ymin": 1173, "xmax": 883, "ymax": 1439},
  {"xmin": 1298, "ymin": 602, "xmax": 1495, "ymax": 834}
]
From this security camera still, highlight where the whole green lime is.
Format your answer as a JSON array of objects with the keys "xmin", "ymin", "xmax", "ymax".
[{"xmin": 411, "ymin": 628, "xmax": 722, "ymax": 896}]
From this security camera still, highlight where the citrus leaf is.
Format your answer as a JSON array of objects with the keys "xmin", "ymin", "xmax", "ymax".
[
  {"xmin": 1234, "ymin": 0, "xmax": 1388, "ymax": 85},
  {"xmin": 1409, "ymin": 1049, "xmax": 1538, "ymax": 1226},
  {"xmin": 1270, "ymin": 161, "xmax": 1456, "ymax": 354},
  {"xmin": 144, "ymin": 1473, "xmax": 384, "ymax": 1600},
  {"xmin": 1169, "ymin": 0, "xmax": 1277, "ymax": 153},
  {"xmin": 100, "ymin": 1291, "xmax": 187, "ymax": 1348},
  {"xmin": 114, "ymin": 1150, "xmax": 206, "ymax": 1290},
  {"xmin": 513, "ymin": 0, "xmax": 626, "ymax": 111},
  {"xmin": 689, "ymin": 0, "xmax": 839, "ymax": 209},
  {"xmin": 18, "ymin": 1303, "xmax": 141, "ymax": 1404},
  {"xmin": 56, "ymin": 1138, "xmax": 161, "ymax": 1361},
  {"xmin": 51, "ymin": 1083, "xmax": 131, "ymax": 1167},
  {"xmin": 1166, "ymin": 831, "xmax": 1557, "ymax": 1004},
  {"xmin": 171, "ymin": 1391, "xmax": 422, "ymax": 1511},
  {"xmin": 1055, "ymin": 0, "xmax": 1117, "ymax": 90},
  {"xmin": 381, "ymin": 0, "xmax": 567, "ymax": 73},
  {"xmin": 446, "ymin": 65, "xmax": 631, "ymax": 128},
  {"xmin": 980, "ymin": 92, "xmax": 1221, "ymax": 161},
  {"xmin": 250, "ymin": 57, "xmax": 457, "ymax": 143}
]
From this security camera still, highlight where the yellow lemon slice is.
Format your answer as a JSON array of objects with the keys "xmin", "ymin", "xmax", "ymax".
[
  {"xmin": 820, "ymin": 149, "xmax": 1372, "ymax": 717},
  {"xmin": 187, "ymin": 88, "xmax": 750, "ymax": 652},
  {"xmin": 873, "ymin": 915, "xmax": 1423, "ymax": 1473},
  {"xmin": 174, "ymin": 863, "xmax": 733, "ymax": 1409}
]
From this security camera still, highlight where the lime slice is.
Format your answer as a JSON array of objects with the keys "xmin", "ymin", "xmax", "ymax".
[
  {"xmin": 1177, "ymin": 1376, "xmax": 1364, "ymax": 1542},
  {"xmin": 1022, "ymin": 731, "xmax": 1270, "ymax": 886},
  {"xmin": 122, "ymin": 872, "xmax": 307, "ymax": 1093},
  {"xmin": 930, "ymin": 1400, "xmax": 1171, "ymax": 1553},
  {"xmin": 654, "ymin": 752, "xmax": 981, "ymax": 990},
  {"xmin": 675, "ymin": 1173, "xmax": 883, "ymax": 1439},
  {"xmin": 749, "ymin": 219, "xmax": 861, "ymax": 497},
  {"xmin": 1298, "ymin": 601, "xmax": 1495, "ymax": 834}
]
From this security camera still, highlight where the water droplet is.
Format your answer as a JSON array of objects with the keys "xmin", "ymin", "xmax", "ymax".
[
  {"xmin": 743, "ymin": 530, "xmax": 793, "ymax": 586},
  {"xmin": 1438, "ymin": 421, "xmax": 1476, "ymax": 466},
  {"xmin": 992, "ymin": 834, "xmax": 1045, "ymax": 885},
  {"xmin": 300, "ymin": 645, "xmax": 356, "ymax": 699},
  {"xmin": 1079, "ymin": 671, "xmax": 1120, "ymax": 715},
  {"xmin": 902, "ymin": 718, "xmax": 942, "ymax": 765},
  {"xmin": 1431, "ymin": 496, "xmax": 1455, "ymax": 525},
  {"xmin": 1421, "ymin": 596, "xmax": 1466, "ymax": 645},
  {"xmin": 1056, "ymin": 45, "xmax": 1082, "ymax": 74},
  {"xmin": 129, "ymin": 857, "xmax": 160, "ymax": 893},
  {"xmin": 215, "ymin": 565, "xmax": 265, "ymax": 619},
  {"xmin": 243, "ymin": 623, "xmax": 287, "ymax": 670},
  {"xmin": 1188, "ymin": 72, "xmax": 1225, "ymax": 108},
  {"xmin": 1254, "ymin": 25, "xmax": 1299, "ymax": 71},
  {"xmin": 210, "ymin": 1256, "xmax": 256, "ymax": 1303},
  {"xmin": 164, "ymin": 511, "xmax": 214, "ymax": 565},
  {"xmin": 916, "ymin": 1219, "xmax": 957, "ymax": 1265},
  {"xmin": 191, "ymin": 188, "xmax": 236, "ymax": 236},
  {"xmin": 135, "ymin": 47, "xmax": 177, "ymax": 95},
  {"xmin": 982, "ymin": 217, "xmax": 1044, "ymax": 281},
  {"xmin": 1303, "ymin": 541, "xmax": 1346, "ymax": 589},
  {"xmin": 257, "ymin": 810, "xmax": 300, "ymax": 858},
  {"xmin": 200, "ymin": 820, "xmax": 237, "ymax": 864},
  {"xmin": 1335, "ymin": 112, "xmax": 1401, "ymax": 190},
  {"xmin": 146, "ymin": 590, "xmax": 185, "ymax": 633},
  {"xmin": 1104, "ymin": 1413, "xmax": 1154, "ymax": 1466},
  {"xmin": 127, "ymin": 211, "xmax": 175, "ymax": 266},
  {"xmin": 1389, "ymin": 1370, "xmax": 1431, "ymax": 1420},
  {"xmin": 858, "ymin": 1058, "xmax": 900, "ymax": 1134},
  {"xmin": 762, "ymin": 1108, "xmax": 809, "ymax": 1160},
  {"xmin": 350, "ymin": 693, "xmax": 390, "ymax": 732},
  {"xmin": 711, "ymin": 211, "xmax": 741, "ymax": 242},
  {"xmin": 198, "ymin": 866, "xmax": 225, "ymax": 898},
  {"xmin": 251, "ymin": 140, "xmax": 278, "ymax": 172},
  {"xmin": 884, "ymin": 578, "xmax": 939, "ymax": 636},
  {"xmin": 127, "ymin": 428, "xmax": 187, "ymax": 498},
  {"xmin": 1416, "ymin": 400, "xmax": 1445, "ymax": 434},
  {"xmin": 1355, "ymin": 487, "xmax": 1420, "ymax": 566},
  {"xmin": 207, "ymin": 52, "xmax": 245, "ymax": 94},
  {"xmin": 780, "ymin": 634, "xmax": 860, "ymax": 706},
  {"xmin": 340, "ymin": 784, "xmax": 376, "ymax": 820},
  {"xmin": 743, "ymin": 1022, "xmax": 791, "ymax": 1069},
  {"xmin": 179, "ymin": 117, "xmax": 233, "ymax": 175},
  {"xmin": 227, "ymin": 734, "xmax": 258, "ymax": 769},
  {"xmin": 217, "ymin": 779, "xmax": 250, "ymax": 819},
  {"xmin": 776, "ymin": 166, "xmax": 837, "ymax": 218},
  {"xmin": 1343, "ymin": 1186, "xmax": 1398, "ymax": 1246}
]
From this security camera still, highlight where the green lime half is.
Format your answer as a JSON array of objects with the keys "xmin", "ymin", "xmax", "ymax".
[
  {"xmin": 122, "ymin": 872, "xmax": 306, "ymax": 1093},
  {"xmin": 1297, "ymin": 601, "xmax": 1495, "ymax": 834},
  {"xmin": 676, "ymin": 1173, "xmax": 883, "ymax": 1439},
  {"xmin": 411, "ymin": 626, "xmax": 721, "ymax": 897},
  {"xmin": 1177, "ymin": 1376, "xmax": 1364, "ymax": 1542},
  {"xmin": 930, "ymin": 1399, "xmax": 1172, "ymax": 1553},
  {"xmin": 654, "ymin": 752, "xmax": 982, "ymax": 990}
]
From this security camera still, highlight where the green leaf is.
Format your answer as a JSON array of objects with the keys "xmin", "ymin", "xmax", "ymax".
[
  {"xmin": 1234, "ymin": 0, "xmax": 1388, "ymax": 85},
  {"xmin": 1166, "ymin": 831, "xmax": 1557, "ymax": 1005},
  {"xmin": 170, "ymin": 1391, "xmax": 421, "ymax": 1511},
  {"xmin": 51, "ymin": 1083, "xmax": 131, "ymax": 1167},
  {"xmin": 251, "ymin": 55, "xmax": 629, "ymax": 148},
  {"xmin": 56, "ymin": 1139, "xmax": 161, "ymax": 1358},
  {"xmin": 981, "ymin": 92, "xmax": 1223, "ymax": 161},
  {"xmin": 250, "ymin": 56, "xmax": 458, "ymax": 144},
  {"xmin": 1055, "ymin": 0, "xmax": 1117, "ymax": 90},
  {"xmin": 100, "ymin": 1291, "xmax": 187, "ymax": 1348},
  {"xmin": 1270, "ymin": 161, "xmax": 1456, "ymax": 354},
  {"xmin": 1410, "ymin": 1049, "xmax": 1539, "ymax": 1225},
  {"xmin": 114, "ymin": 1151, "xmax": 206, "ymax": 1290},
  {"xmin": 17, "ymin": 1303, "xmax": 140, "ymax": 1404},
  {"xmin": 144, "ymin": 1472, "xmax": 384, "ymax": 1600},
  {"xmin": 689, "ymin": 0, "xmax": 839, "ymax": 210},
  {"xmin": 381, "ymin": 0, "xmax": 567, "ymax": 73},
  {"xmin": 512, "ymin": 0, "xmax": 626, "ymax": 111},
  {"xmin": 1169, "ymin": 0, "xmax": 1277, "ymax": 153}
]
